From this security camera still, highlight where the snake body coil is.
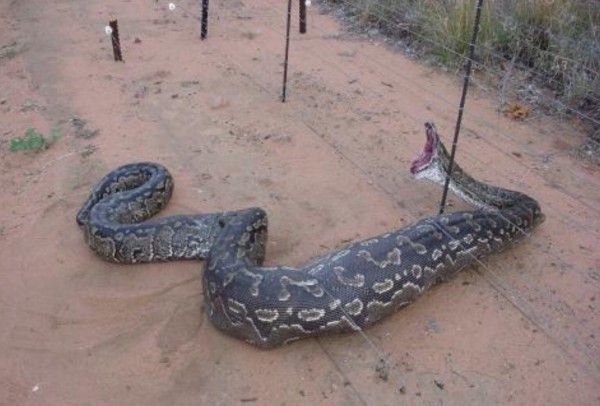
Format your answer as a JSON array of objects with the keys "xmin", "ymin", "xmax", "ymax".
[{"xmin": 78, "ymin": 123, "xmax": 544, "ymax": 348}]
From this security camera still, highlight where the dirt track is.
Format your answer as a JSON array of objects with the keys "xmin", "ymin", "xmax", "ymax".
[{"xmin": 1, "ymin": 1, "xmax": 599, "ymax": 405}]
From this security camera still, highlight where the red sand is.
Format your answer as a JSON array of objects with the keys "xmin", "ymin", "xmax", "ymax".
[{"xmin": 1, "ymin": 1, "xmax": 598, "ymax": 405}]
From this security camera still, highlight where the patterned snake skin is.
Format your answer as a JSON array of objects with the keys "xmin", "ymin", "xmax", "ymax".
[{"xmin": 77, "ymin": 122, "xmax": 544, "ymax": 348}]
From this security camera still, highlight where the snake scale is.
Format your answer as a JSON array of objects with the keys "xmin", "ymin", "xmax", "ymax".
[{"xmin": 77, "ymin": 122, "xmax": 544, "ymax": 348}]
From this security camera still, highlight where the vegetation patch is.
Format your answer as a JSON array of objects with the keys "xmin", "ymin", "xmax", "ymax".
[
  {"xmin": 10, "ymin": 127, "xmax": 61, "ymax": 152},
  {"xmin": 71, "ymin": 117, "xmax": 99, "ymax": 139},
  {"xmin": 0, "ymin": 41, "xmax": 26, "ymax": 60}
]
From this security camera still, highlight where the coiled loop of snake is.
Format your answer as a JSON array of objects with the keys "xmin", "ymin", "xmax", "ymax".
[{"xmin": 78, "ymin": 123, "xmax": 544, "ymax": 348}]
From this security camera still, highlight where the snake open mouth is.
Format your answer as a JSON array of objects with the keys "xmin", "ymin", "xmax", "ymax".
[{"xmin": 410, "ymin": 122, "xmax": 436, "ymax": 175}]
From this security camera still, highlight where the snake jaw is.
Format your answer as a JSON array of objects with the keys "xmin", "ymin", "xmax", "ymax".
[{"xmin": 410, "ymin": 122, "xmax": 441, "ymax": 180}]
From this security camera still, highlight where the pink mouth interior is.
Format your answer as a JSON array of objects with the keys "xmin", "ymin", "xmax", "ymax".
[{"xmin": 410, "ymin": 124, "xmax": 435, "ymax": 174}]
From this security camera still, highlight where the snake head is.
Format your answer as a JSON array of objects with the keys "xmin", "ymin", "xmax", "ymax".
[
  {"xmin": 410, "ymin": 122, "xmax": 438, "ymax": 176},
  {"xmin": 410, "ymin": 122, "xmax": 447, "ymax": 184}
]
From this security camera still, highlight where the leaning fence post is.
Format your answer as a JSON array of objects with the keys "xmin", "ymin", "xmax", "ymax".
[
  {"xmin": 438, "ymin": 0, "xmax": 484, "ymax": 214},
  {"xmin": 109, "ymin": 20, "xmax": 123, "ymax": 62},
  {"xmin": 299, "ymin": 0, "xmax": 307, "ymax": 34},
  {"xmin": 201, "ymin": 0, "xmax": 209, "ymax": 39}
]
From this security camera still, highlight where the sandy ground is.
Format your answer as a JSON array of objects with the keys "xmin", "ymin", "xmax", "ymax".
[{"xmin": 1, "ymin": 0, "xmax": 599, "ymax": 405}]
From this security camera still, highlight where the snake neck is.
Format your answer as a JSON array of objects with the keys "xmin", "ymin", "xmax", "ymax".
[{"xmin": 411, "ymin": 122, "xmax": 545, "ymax": 227}]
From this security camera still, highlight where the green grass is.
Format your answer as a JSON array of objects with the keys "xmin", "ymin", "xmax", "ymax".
[
  {"xmin": 10, "ymin": 127, "xmax": 62, "ymax": 152},
  {"xmin": 0, "ymin": 41, "xmax": 25, "ymax": 60},
  {"xmin": 326, "ymin": 0, "xmax": 600, "ymax": 132}
]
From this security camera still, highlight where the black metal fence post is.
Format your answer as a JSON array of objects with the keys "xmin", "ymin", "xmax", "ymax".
[
  {"xmin": 438, "ymin": 0, "xmax": 484, "ymax": 214},
  {"xmin": 109, "ymin": 20, "xmax": 123, "ymax": 62},
  {"xmin": 299, "ymin": 0, "xmax": 307, "ymax": 34},
  {"xmin": 282, "ymin": 0, "xmax": 293, "ymax": 102},
  {"xmin": 201, "ymin": 0, "xmax": 209, "ymax": 40}
]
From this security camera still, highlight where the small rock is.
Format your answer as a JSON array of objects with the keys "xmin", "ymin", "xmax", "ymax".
[
  {"xmin": 21, "ymin": 100, "xmax": 43, "ymax": 112},
  {"xmin": 180, "ymin": 80, "xmax": 200, "ymax": 88},
  {"xmin": 79, "ymin": 145, "xmax": 96, "ymax": 157},
  {"xmin": 71, "ymin": 117, "xmax": 99, "ymax": 139},
  {"xmin": 134, "ymin": 85, "xmax": 148, "ymax": 99},
  {"xmin": 425, "ymin": 319, "xmax": 441, "ymax": 334},
  {"xmin": 375, "ymin": 358, "xmax": 390, "ymax": 382}
]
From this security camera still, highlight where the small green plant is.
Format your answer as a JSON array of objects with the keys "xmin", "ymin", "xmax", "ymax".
[
  {"xmin": 0, "ymin": 41, "xmax": 25, "ymax": 60},
  {"xmin": 10, "ymin": 127, "xmax": 61, "ymax": 152}
]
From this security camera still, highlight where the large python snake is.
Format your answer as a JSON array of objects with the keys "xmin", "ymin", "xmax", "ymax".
[{"xmin": 77, "ymin": 122, "xmax": 544, "ymax": 348}]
